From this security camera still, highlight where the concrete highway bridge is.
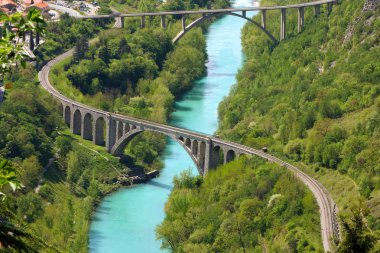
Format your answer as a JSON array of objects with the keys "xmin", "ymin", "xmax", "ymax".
[
  {"xmin": 13, "ymin": 0, "xmax": 339, "ymax": 50},
  {"xmin": 56, "ymin": 0, "xmax": 338, "ymax": 43},
  {"xmin": 38, "ymin": 1, "xmax": 341, "ymax": 251}
]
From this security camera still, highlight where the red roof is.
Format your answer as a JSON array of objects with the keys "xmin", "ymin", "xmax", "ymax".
[
  {"xmin": 23, "ymin": 0, "xmax": 42, "ymax": 5},
  {"xmin": 32, "ymin": 1, "xmax": 47, "ymax": 9},
  {"xmin": 0, "ymin": 0, "xmax": 16, "ymax": 7}
]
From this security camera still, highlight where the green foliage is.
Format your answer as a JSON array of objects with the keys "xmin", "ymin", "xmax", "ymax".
[
  {"xmin": 217, "ymin": 0, "xmax": 380, "ymax": 249},
  {"xmin": 35, "ymin": 13, "xmax": 105, "ymax": 63},
  {"xmin": 0, "ymin": 158, "xmax": 22, "ymax": 200},
  {"xmin": 17, "ymin": 192, "xmax": 43, "ymax": 222},
  {"xmin": 173, "ymin": 169, "xmax": 203, "ymax": 189},
  {"xmin": 337, "ymin": 204, "xmax": 378, "ymax": 253},
  {"xmin": 0, "ymin": 9, "xmax": 45, "ymax": 77},
  {"xmin": 157, "ymin": 158, "xmax": 322, "ymax": 252}
]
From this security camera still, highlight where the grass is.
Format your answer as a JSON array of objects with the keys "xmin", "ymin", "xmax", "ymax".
[{"xmin": 297, "ymin": 162, "xmax": 362, "ymax": 214}]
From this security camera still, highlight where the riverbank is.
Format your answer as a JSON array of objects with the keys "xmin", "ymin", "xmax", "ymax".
[{"xmin": 89, "ymin": 0, "xmax": 253, "ymax": 251}]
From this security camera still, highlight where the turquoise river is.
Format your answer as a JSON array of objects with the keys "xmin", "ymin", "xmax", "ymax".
[{"xmin": 89, "ymin": 0, "xmax": 257, "ymax": 251}]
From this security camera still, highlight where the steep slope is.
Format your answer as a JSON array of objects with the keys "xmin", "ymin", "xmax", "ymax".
[{"xmin": 218, "ymin": 0, "xmax": 379, "ymax": 250}]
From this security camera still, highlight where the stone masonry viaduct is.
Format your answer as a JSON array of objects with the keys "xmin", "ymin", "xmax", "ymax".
[{"xmin": 38, "ymin": 1, "xmax": 341, "ymax": 251}]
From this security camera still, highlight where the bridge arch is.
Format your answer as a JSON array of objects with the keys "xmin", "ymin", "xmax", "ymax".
[
  {"xmin": 83, "ymin": 113, "xmax": 93, "ymax": 140},
  {"xmin": 94, "ymin": 117, "xmax": 106, "ymax": 146},
  {"xmin": 111, "ymin": 129, "xmax": 206, "ymax": 175},
  {"xmin": 173, "ymin": 12, "xmax": 277, "ymax": 44},
  {"xmin": 226, "ymin": 149, "xmax": 236, "ymax": 163},
  {"xmin": 73, "ymin": 109, "xmax": 82, "ymax": 135},
  {"xmin": 210, "ymin": 145, "xmax": 224, "ymax": 169},
  {"xmin": 64, "ymin": 106, "xmax": 71, "ymax": 126}
]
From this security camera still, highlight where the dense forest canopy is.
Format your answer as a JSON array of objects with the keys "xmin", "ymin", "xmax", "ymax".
[
  {"xmin": 158, "ymin": 0, "xmax": 379, "ymax": 252},
  {"xmin": 216, "ymin": 0, "xmax": 379, "ymax": 250},
  {"xmin": 157, "ymin": 158, "xmax": 323, "ymax": 252},
  {"xmin": 0, "ymin": 0, "xmax": 223, "ymax": 251}
]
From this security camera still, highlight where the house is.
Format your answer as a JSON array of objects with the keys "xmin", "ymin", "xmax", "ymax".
[
  {"xmin": 23, "ymin": 0, "xmax": 48, "ymax": 13},
  {"xmin": 0, "ymin": 0, "xmax": 17, "ymax": 13}
]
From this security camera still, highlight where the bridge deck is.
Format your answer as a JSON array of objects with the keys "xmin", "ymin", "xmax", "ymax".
[{"xmin": 75, "ymin": 0, "xmax": 336, "ymax": 19}]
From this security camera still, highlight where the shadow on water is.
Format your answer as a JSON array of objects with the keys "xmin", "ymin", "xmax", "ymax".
[
  {"xmin": 95, "ymin": 205, "xmax": 111, "ymax": 214},
  {"xmin": 146, "ymin": 181, "xmax": 173, "ymax": 191},
  {"xmin": 89, "ymin": 230, "xmax": 106, "ymax": 251},
  {"xmin": 174, "ymin": 104, "xmax": 193, "ymax": 112}
]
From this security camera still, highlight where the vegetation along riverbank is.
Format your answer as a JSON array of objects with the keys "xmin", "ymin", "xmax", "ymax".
[{"xmin": 0, "ymin": 0, "xmax": 229, "ymax": 251}]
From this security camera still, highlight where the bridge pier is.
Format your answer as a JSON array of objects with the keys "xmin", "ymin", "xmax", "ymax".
[
  {"xmin": 203, "ymin": 141, "xmax": 211, "ymax": 175},
  {"xmin": 242, "ymin": 10, "xmax": 246, "ymax": 17},
  {"xmin": 121, "ymin": 17, "xmax": 125, "ymax": 28},
  {"xmin": 141, "ymin": 16, "xmax": 146, "ymax": 28},
  {"xmin": 161, "ymin": 15, "xmax": 166, "ymax": 29},
  {"xmin": 280, "ymin": 8, "xmax": 286, "ymax": 41},
  {"xmin": 327, "ymin": 2, "xmax": 332, "ymax": 15},
  {"xmin": 298, "ymin": 7, "xmax": 304, "ymax": 32},
  {"xmin": 261, "ymin": 10, "xmax": 266, "ymax": 29},
  {"xmin": 314, "ymin": 5, "xmax": 321, "ymax": 16},
  {"xmin": 181, "ymin": 15, "xmax": 186, "ymax": 32}
]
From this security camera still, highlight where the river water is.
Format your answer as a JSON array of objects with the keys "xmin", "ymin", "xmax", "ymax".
[{"xmin": 89, "ymin": 1, "xmax": 257, "ymax": 252}]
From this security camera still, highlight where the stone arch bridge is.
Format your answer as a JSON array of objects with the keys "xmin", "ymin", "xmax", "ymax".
[
  {"xmin": 70, "ymin": 0, "xmax": 338, "ymax": 43},
  {"xmin": 40, "ymin": 44, "xmax": 339, "ymax": 252}
]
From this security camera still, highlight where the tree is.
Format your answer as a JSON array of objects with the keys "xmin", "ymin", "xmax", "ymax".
[
  {"xmin": 337, "ymin": 205, "xmax": 377, "ymax": 253},
  {"xmin": 98, "ymin": 43, "xmax": 110, "ymax": 65},
  {"xmin": 0, "ymin": 9, "xmax": 45, "ymax": 79},
  {"xmin": 72, "ymin": 36, "xmax": 89, "ymax": 63},
  {"xmin": 21, "ymin": 155, "xmax": 43, "ymax": 189},
  {"xmin": 0, "ymin": 158, "xmax": 22, "ymax": 200}
]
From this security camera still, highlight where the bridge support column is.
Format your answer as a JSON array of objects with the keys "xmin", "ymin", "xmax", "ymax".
[
  {"xmin": 106, "ymin": 115, "xmax": 117, "ymax": 152},
  {"xmin": 327, "ymin": 2, "xmax": 332, "ymax": 15},
  {"xmin": 29, "ymin": 31, "xmax": 34, "ymax": 51},
  {"xmin": 314, "ymin": 5, "xmax": 320, "ymax": 16},
  {"xmin": 298, "ymin": 7, "xmax": 304, "ymax": 33},
  {"xmin": 242, "ymin": 10, "xmax": 246, "ymax": 18},
  {"xmin": 181, "ymin": 15, "xmax": 186, "ymax": 32},
  {"xmin": 141, "ymin": 16, "xmax": 146, "ymax": 28},
  {"xmin": 92, "ymin": 120, "xmax": 97, "ymax": 145},
  {"xmin": 161, "ymin": 15, "xmax": 166, "ymax": 29},
  {"xmin": 261, "ymin": 10, "xmax": 266, "ymax": 29},
  {"xmin": 70, "ymin": 108, "xmax": 75, "ymax": 133},
  {"xmin": 203, "ymin": 141, "xmax": 211, "ymax": 175},
  {"xmin": 121, "ymin": 17, "xmax": 125, "ymax": 28},
  {"xmin": 280, "ymin": 8, "xmax": 286, "ymax": 41},
  {"xmin": 223, "ymin": 149, "xmax": 228, "ymax": 165}
]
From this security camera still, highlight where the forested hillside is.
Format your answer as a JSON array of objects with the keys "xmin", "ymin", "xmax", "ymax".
[
  {"xmin": 159, "ymin": 0, "xmax": 379, "ymax": 252},
  {"xmin": 0, "ymin": 0, "xmax": 227, "ymax": 252},
  {"xmin": 157, "ymin": 158, "xmax": 322, "ymax": 252},
  {"xmin": 216, "ymin": 0, "xmax": 379, "ymax": 250}
]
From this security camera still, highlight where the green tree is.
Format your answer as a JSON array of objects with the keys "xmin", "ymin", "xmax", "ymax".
[
  {"xmin": 0, "ymin": 9, "xmax": 45, "ymax": 78},
  {"xmin": 337, "ymin": 205, "xmax": 377, "ymax": 253}
]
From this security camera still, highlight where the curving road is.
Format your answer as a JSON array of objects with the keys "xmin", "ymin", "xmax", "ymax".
[{"xmin": 38, "ymin": 3, "xmax": 340, "ymax": 251}]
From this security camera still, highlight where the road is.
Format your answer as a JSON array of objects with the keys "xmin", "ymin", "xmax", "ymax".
[{"xmin": 48, "ymin": 3, "xmax": 81, "ymax": 17}]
